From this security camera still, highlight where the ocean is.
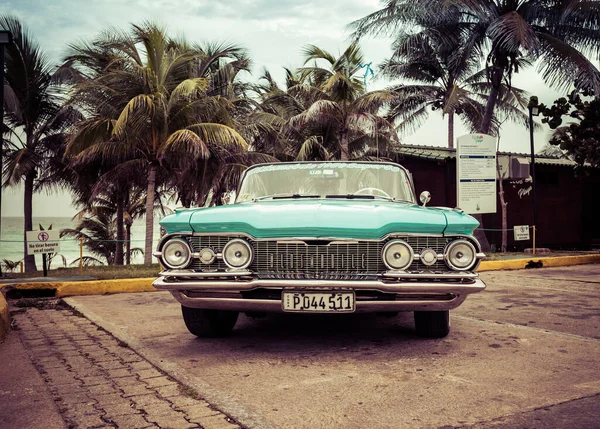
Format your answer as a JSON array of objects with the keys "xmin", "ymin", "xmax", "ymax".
[{"xmin": 0, "ymin": 216, "xmax": 162, "ymax": 268}]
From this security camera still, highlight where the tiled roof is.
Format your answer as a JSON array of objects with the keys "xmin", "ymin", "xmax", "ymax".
[{"xmin": 396, "ymin": 144, "xmax": 579, "ymax": 167}]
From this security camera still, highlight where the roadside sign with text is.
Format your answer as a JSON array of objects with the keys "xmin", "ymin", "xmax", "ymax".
[
  {"xmin": 456, "ymin": 134, "xmax": 497, "ymax": 214},
  {"xmin": 514, "ymin": 225, "xmax": 530, "ymax": 241},
  {"xmin": 26, "ymin": 230, "xmax": 60, "ymax": 255}
]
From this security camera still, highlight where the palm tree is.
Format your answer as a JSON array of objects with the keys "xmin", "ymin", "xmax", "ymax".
[
  {"xmin": 289, "ymin": 43, "xmax": 400, "ymax": 160},
  {"xmin": 0, "ymin": 15, "xmax": 80, "ymax": 272},
  {"xmin": 61, "ymin": 205, "xmax": 143, "ymax": 266},
  {"xmin": 65, "ymin": 23, "xmax": 249, "ymax": 264},
  {"xmin": 350, "ymin": 0, "xmax": 600, "ymax": 135},
  {"xmin": 245, "ymin": 68, "xmax": 324, "ymax": 161},
  {"xmin": 383, "ymin": 35, "xmax": 532, "ymax": 147}
]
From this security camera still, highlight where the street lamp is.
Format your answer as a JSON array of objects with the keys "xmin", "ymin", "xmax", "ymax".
[
  {"xmin": 528, "ymin": 102, "xmax": 540, "ymax": 232},
  {"xmin": 0, "ymin": 30, "xmax": 13, "ymax": 277}
]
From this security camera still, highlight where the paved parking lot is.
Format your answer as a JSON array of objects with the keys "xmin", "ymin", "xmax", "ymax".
[{"xmin": 59, "ymin": 264, "xmax": 600, "ymax": 428}]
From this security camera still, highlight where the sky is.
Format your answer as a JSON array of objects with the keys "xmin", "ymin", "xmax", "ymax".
[{"xmin": 1, "ymin": 0, "xmax": 570, "ymax": 217}]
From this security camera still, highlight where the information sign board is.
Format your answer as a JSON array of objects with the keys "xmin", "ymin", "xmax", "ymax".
[{"xmin": 456, "ymin": 134, "xmax": 497, "ymax": 214}]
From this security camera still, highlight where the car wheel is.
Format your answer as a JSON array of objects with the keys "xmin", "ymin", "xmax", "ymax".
[
  {"xmin": 181, "ymin": 306, "xmax": 239, "ymax": 337},
  {"xmin": 414, "ymin": 310, "xmax": 450, "ymax": 338}
]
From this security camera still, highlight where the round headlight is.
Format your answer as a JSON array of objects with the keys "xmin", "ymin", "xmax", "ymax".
[
  {"xmin": 161, "ymin": 238, "xmax": 192, "ymax": 269},
  {"xmin": 444, "ymin": 239, "xmax": 477, "ymax": 271},
  {"xmin": 222, "ymin": 239, "xmax": 253, "ymax": 269},
  {"xmin": 382, "ymin": 239, "xmax": 414, "ymax": 271}
]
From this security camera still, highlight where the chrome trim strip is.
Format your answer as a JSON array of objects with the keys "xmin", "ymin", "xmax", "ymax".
[
  {"xmin": 158, "ymin": 270, "xmax": 478, "ymax": 280},
  {"xmin": 185, "ymin": 232, "xmax": 483, "ymax": 251},
  {"xmin": 383, "ymin": 271, "xmax": 478, "ymax": 279},
  {"xmin": 170, "ymin": 291, "xmax": 467, "ymax": 312},
  {"xmin": 189, "ymin": 232, "xmax": 450, "ymax": 241},
  {"xmin": 153, "ymin": 277, "xmax": 486, "ymax": 296},
  {"xmin": 158, "ymin": 270, "xmax": 252, "ymax": 278},
  {"xmin": 157, "ymin": 232, "xmax": 194, "ymax": 249}
]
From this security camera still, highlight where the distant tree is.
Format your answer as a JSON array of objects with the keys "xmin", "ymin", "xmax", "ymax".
[
  {"xmin": 61, "ymin": 205, "xmax": 144, "ymax": 266},
  {"xmin": 536, "ymin": 91, "xmax": 600, "ymax": 168},
  {"xmin": 290, "ymin": 43, "xmax": 400, "ymax": 160},
  {"xmin": 0, "ymin": 15, "xmax": 80, "ymax": 272},
  {"xmin": 382, "ymin": 33, "xmax": 531, "ymax": 147}
]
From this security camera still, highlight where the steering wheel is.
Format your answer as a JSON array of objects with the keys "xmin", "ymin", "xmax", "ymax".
[{"xmin": 353, "ymin": 187, "xmax": 392, "ymax": 199}]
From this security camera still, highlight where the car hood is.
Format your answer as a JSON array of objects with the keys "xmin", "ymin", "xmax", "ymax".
[{"xmin": 161, "ymin": 200, "xmax": 479, "ymax": 239}]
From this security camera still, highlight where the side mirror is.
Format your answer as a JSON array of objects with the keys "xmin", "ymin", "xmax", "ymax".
[{"xmin": 420, "ymin": 191, "xmax": 431, "ymax": 207}]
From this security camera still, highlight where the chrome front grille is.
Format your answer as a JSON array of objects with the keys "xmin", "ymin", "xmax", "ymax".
[
  {"xmin": 254, "ymin": 241, "xmax": 385, "ymax": 277},
  {"xmin": 186, "ymin": 235, "xmax": 455, "ymax": 275}
]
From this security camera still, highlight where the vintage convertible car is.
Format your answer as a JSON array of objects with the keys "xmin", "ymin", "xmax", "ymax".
[{"xmin": 153, "ymin": 161, "xmax": 486, "ymax": 338}]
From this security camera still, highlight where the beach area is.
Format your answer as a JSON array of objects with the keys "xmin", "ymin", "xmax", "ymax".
[{"xmin": 0, "ymin": 216, "xmax": 161, "ymax": 268}]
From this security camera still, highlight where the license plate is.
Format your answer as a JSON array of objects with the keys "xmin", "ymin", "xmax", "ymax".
[{"xmin": 282, "ymin": 291, "xmax": 355, "ymax": 313}]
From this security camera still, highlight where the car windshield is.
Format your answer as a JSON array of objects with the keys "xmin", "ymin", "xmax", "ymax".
[{"xmin": 235, "ymin": 162, "xmax": 415, "ymax": 203}]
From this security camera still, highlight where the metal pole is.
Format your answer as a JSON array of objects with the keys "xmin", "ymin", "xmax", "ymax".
[
  {"xmin": 528, "ymin": 107, "xmax": 538, "ymax": 233},
  {"xmin": 0, "ymin": 45, "xmax": 4, "ymax": 277}
]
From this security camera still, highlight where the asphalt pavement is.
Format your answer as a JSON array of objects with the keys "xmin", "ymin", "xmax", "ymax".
[{"xmin": 1, "ymin": 264, "xmax": 599, "ymax": 428}]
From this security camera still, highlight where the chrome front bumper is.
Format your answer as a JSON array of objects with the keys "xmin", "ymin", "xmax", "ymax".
[{"xmin": 152, "ymin": 274, "xmax": 486, "ymax": 313}]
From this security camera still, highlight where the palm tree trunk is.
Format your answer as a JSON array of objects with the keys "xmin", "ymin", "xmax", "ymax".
[
  {"xmin": 480, "ymin": 85, "xmax": 500, "ymax": 135},
  {"xmin": 474, "ymin": 66, "xmax": 504, "ymax": 253},
  {"xmin": 114, "ymin": 195, "xmax": 124, "ymax": 265},
  {"xmin": 480, "ymin": 65, "xmax": 504, "ymax": 135},
  {"xmin": 448, "ymin": 111, "xmax": 455, "ymax": 149},
  {"xmin": 144, "ymin": 163, "xmax": 157, "ymax": 265},
  {"xmin": 23, "ymin": 171, "xmax": 37, "ymax": 272},
  {"xmin": 126, "ymin": 224, "xmax": 131, "ymax": 265}
]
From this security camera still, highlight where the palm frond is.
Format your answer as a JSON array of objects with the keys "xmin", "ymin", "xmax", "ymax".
[{"xmin": 112, "ymin": 94, "xmax": 155, "ymax": 138}]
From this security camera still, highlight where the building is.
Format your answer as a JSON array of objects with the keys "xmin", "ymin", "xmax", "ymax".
[{"xmin": 395, "ymin": 144, "xmax": 600, "ymax": 250}]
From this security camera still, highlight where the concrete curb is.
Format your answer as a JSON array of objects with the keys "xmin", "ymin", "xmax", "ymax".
[
  {"xmin": 478, "ymin": 254, "xmax": 600, "ymax": 271},
  {"xmin": 0, "ymin": 254, "xmax": 598, "ymax": 298},
  {"xmin": 0, "ymin": 290, "xmax": 9, "ymax": 342},
  {"xmin": 1, "ymin": 278, "xmax": 156, "ymax": 297}
]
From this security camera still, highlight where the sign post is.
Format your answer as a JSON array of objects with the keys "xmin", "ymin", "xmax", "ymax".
[
  {"xmin": 26, "ymin": 230, "xmax": 60, "ymax": 277},
  {"xmin": 456, "ymin": 134, "xmax": 497, "ymax": 214},
  {"xmin": 513, "ymin": 225, "xmax": 530, "ymax": 241}
]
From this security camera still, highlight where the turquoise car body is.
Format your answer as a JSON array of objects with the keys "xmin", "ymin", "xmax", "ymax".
[
  {"xmin": 160, "ymin": 199, "xmax": 479, "ymax": 238},
  {"xmin": 153, "ymin": 161, "xmax": 486, "ymax": 338}
]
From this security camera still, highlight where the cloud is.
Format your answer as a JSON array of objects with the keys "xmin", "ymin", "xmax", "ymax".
[{"xmin": 2, "ymin": 0, "xmax": 390, "ymax": 85}]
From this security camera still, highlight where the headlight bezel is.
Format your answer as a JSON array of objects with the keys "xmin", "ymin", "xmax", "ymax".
[
  {"xmin": 444, "ymin": 239, "xmax": 477, "ymax": 271},
  {"xmin": 222, "ymin": 238, "xmax": 254, "ymax": 270},
  {"xmin": 382, "ymin": 239, "xmax": 414, "ymax": 271},
  {"xmin": 161, "ymin": 237, "xmax": 192, "ymax": 270}
]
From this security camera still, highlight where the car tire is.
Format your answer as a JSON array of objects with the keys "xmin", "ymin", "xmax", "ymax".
[
  {"xmin": 414, "ymin": 310, "xmax": 450, "ymax": 338},
  {"xmin": 181, "ymin": 306, "xmax": 239, "ymax": 337}
]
